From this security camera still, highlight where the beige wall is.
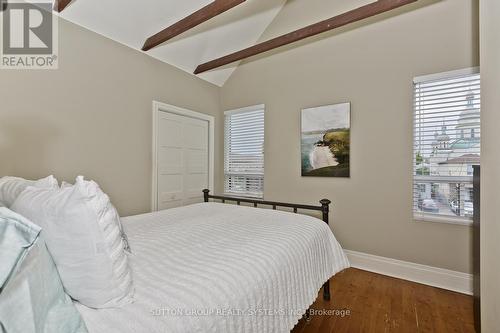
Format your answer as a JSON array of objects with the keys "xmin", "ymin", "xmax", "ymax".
[
  {"xmin": 480, "ymin": 0, "xmax": 500, "ymax": 329},
  {"xmin": 0, "ymin": 0, "xmax": 482, "ymax": 275},
  {"xmin": 221, "ymin": 0, "xmax": 479, "ymax": 273},
  {"xmin": 0, "ymin": 18, "xmax": 222, "ymax": 216}
]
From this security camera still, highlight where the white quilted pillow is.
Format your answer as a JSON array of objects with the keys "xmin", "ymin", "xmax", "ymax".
[
  {"xmin": 0, "ymin": 176, "xmax": 58, "ymax": 207},
  {"xmin": 10, "ymin": 176, "xmax": 134, "ymax": 308},
  {"xmin": 61, "ymin": 178, "xmax": 131, "ymax": 253}
]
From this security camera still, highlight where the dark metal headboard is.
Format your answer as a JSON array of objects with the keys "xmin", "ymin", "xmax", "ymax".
[{"xmin": 202, "ymin": 189, "xmax": 331, "ymax": 225}]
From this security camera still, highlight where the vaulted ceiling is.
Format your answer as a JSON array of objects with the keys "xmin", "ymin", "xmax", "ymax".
[{"xmin": 58, "ymin": 0, "xmax": 287, "ymax": 86}]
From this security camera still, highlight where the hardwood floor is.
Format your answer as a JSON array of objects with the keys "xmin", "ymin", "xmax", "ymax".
[{"xmin": 292, "ymin": 268, "xmax": 475, "ymax": 333}]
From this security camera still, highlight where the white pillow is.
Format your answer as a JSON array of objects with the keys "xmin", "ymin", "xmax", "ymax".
[
  {"xmin": 0, "ymin": 175, "xmax": 58, "ymax": 207},
  {"xmin": 10, "ymin": 176, "xmax": 134, "ymax": 308},
  {"xmin": 61, "ymin": 178, "xmax": 131, "ymax": 253}
]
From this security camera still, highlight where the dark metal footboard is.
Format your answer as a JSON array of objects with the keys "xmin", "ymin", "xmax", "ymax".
[{"xmin": 202, "ymin": 189, "xmax": 332, "ymax": 301}]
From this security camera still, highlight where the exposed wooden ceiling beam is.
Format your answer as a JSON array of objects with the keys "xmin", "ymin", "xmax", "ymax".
[
  {"xmin": 194, "ymin": 0, "xmax": 418, "ymax": 74},
  {"xmin": 53, "ymin": 0, "xmax": 73, "ymax": 12},
  {"xmin": 142, "ymin": 0, "xmax": 246, "ymax": 52}
]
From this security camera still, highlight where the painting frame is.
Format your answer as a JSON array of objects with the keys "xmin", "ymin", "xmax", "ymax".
[{"xmin": 300, "ymin": 102, "xmax": 351, "ymax": 178}]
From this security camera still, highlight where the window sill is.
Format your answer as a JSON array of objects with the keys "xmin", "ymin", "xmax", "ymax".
[
  {"xmin": 223, "ymin": 192, "xmax": 263, "ymax": 200},
  {"xmin": 414, "ymin": 214, "xmax": 473, "ymax": 226}
]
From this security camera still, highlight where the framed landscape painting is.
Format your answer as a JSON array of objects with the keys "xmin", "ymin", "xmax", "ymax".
[{"xmin": 301, "ymin": 103, "xmax": 350, "ymax": 177}]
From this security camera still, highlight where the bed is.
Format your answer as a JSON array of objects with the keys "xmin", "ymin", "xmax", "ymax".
[{"xmin": 75, "ymin": 191, "xmax": 349, "ymax": 333}]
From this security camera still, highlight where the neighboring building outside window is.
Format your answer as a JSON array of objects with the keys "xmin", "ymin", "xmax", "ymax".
[
  {"xmin": 224, "ymin": 105, "xmax": 265, "ymax": 198},
  {"xmin": 413, "ymin": 68, "xmax": 480, "ymax": 224}
]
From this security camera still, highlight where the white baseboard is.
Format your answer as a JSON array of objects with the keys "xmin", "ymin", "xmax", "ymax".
[{"xmin": 344, "ymin": 250, "xmax": 473, "ymax": 295}]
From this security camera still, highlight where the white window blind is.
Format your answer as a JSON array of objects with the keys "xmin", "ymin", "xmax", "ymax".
[
  {"xmin": 224, "ymin": 105, "xmax": 264, "ymax": 198},
  {"xmin": 413, "ymin": 68, "xmax": 480, "ymax": 223}
]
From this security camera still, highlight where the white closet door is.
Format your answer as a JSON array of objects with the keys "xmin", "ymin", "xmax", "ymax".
[{"xmin": 157, "ymin": 112, "xmax": 209, "ymax": 210}]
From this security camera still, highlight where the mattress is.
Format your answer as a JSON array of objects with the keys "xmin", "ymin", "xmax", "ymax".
[{"xmin": 76, "ymin": 202, "xmax": 349, "ymax": 333}]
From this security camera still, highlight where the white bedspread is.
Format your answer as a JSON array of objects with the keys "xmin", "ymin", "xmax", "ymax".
[{"xmin": 76, "ymin": 203, "xmax": 349, "ymax": 333}]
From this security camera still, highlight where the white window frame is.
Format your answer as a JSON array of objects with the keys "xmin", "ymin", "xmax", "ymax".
[
  {"xmin": 224, "ymin": 104, "xmax": 265, "ymax": 199},
  {"xmin": 412, "ymin": 67, "xmax": 480, "ymax": 226}
]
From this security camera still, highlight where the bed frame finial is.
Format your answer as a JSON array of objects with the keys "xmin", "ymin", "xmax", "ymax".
[
  {"xmin": 319, "ymin": 199, "xmax": 331, "ymax": 225},
  {"xmin": 203, "ymin": 189, "xmax": 210, "ymax": 202}
]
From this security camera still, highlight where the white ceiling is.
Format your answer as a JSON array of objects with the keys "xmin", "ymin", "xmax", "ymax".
[{"xmin": 57, "ymin": 0, "xmax": 286, "ymax": 86}]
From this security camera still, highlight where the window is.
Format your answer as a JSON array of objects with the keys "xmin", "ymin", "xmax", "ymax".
[
  {"xmin": 413, "ymin": 68, "xmax": 480, "ymax": 224},
  {"xmin": 224, "ymin": 105, "xmax": 264, "ymax": 198}
]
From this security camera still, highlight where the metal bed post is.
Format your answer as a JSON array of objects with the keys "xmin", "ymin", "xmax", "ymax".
[{"xmin": 320, "ymin": 198, "xmax": 331, "ymax": 301}]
